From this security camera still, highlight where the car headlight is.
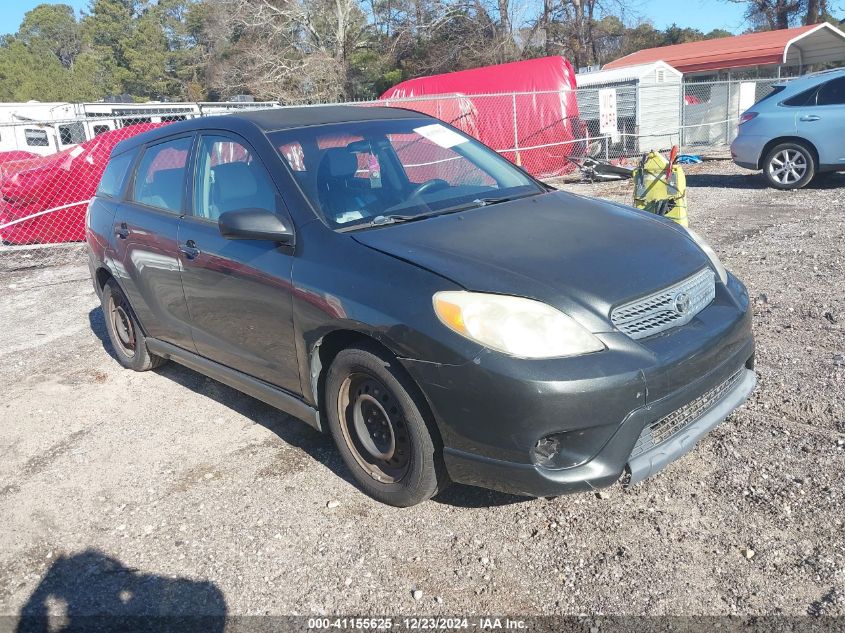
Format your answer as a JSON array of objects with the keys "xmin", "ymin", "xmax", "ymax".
[
  {"xmin": 686, "ymin": 228, "xmax": 728, "ymax": 284},
  {"xmin": 433, "ymin": 291, "xmax": 604, "ymax": 359}
]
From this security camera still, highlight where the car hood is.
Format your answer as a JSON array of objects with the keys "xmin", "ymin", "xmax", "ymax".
[{"xmin": 351, "ymin": 191, "xmax": 711, "ymax": 332}]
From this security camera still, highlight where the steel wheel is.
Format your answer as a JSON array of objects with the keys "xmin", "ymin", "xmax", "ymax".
[
  {"xmin": 100, "ymin": 279, "xmax": 165, "ymax": 372},
  {"xmin": 337, "ymin": 373, "xmax": 411, "ymax": 484},
  {"xmin": 108, "ymin": 293, "xmax": 136, "ymax": 358},
  {"xmin": 768, "ymin": 148, "xmax": 808, "ymax": 185}
]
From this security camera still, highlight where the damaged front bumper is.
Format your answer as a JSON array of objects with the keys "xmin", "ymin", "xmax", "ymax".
[
  {"xmin": 400, "ymin": 275, "xmax": 756, "ymax": 498},
  {"xmin": 429, "ymin": 351, "xmax": 755, "ymax": 498}
]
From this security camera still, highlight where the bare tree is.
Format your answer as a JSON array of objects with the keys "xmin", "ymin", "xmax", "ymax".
[
  {"xmin": 211, "ymin": 0, "xmax": 371, "ymax": 101},
  {"xmin": 724, "ymin": 0, "xmax": 830, "ymax": 30}
]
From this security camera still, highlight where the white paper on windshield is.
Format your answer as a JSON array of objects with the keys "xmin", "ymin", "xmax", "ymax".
[
  {"xmin": 335, "ymin": 210, "xmax": 364, "ymax": 224},
  {"xmin": 413, "ymin": 124, "xmax": 468, "ymax": 149},
  {"xmin": 69, "ymin": 146, "xmax": 85, "ymax": 158}
]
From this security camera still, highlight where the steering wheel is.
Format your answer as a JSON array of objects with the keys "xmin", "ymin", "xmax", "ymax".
[{"xmin": 408, "ymin": 179, "xmax": 450, "ymax": 200}]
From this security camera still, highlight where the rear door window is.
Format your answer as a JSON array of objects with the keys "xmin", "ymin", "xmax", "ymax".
[
  {"xmin": 817, "ymin": 77, "xmax": 845, "ymax": 106},
  {"xmin": 130, "ymin": 136, "xmax": 192, "ymax": 213},
  {"xmin": 97, "ymin": 151, "xmax": 136, "ymax": 198}
]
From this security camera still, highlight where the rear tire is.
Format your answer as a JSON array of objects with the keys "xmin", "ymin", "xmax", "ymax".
[
  {"xmin": 101, "ymin": 279, "xmax": 166, "ymax": 372},
  {"xmin": 762, "ymin": 141, "xmax": 815, "ymax": 190},
  {"xmin": 324, "ymin": 343, "xmax": 449, "ymax": 507}
]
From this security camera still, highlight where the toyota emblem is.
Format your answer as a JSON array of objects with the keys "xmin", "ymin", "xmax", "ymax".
[{"xmin": 674, "ymin": 292, "xmax": 691, "ymax": 315}]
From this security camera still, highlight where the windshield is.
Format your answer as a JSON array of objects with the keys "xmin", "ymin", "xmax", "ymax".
[{"xmin": 269, "ymin": 118, "xmax": 543, "ymax": 230}]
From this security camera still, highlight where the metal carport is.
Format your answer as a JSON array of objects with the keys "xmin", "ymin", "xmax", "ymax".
[{"xmin": 603, "ymin": 23, "xmax": 845, "ymax": 77}]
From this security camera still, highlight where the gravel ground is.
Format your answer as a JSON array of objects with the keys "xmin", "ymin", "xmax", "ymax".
[{"xmin": 0, "ymin": 160, "xmax": 843, "ymax": 621}]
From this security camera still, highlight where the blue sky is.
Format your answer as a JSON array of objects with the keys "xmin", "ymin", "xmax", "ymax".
[
  {"xmin": 1, "ymin": 0, "xmax": 89, "ymax": 36},
  {"xmin": 642, "ymin": 0, "xmax": 750, "ymax": 33},
  {"xmin": 1, "ymin": 0, "xmax": 751, "ymax": 37}
]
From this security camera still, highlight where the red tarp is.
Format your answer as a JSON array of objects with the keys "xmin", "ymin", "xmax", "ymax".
[
  {"xmin": 380, "ymin": 56, "xmax": 583, "ymax": 177},
  {"xmin": 0, "ymin": 123, "xmax": 166, "ymax": 245}
]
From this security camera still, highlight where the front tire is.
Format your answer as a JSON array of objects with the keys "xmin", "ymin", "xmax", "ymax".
[
  {"xmin": 763, "ymin": 141, "xmax": 815, "ymax": 190},
  {"xmin": 324, "ymin": 343, "xmax": 448, "ymax": 506},
  {"xmin": 101, "ymin": 279, "xmax": 166, "ymax": 372}
]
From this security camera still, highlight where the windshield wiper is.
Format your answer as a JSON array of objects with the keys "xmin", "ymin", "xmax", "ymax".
[
  {"xmin": 336, "ymin": 214, "xmax": 418, "ymax": 232},
  {"xmin": 434, "ymin": 193, "xmax": 531, "ymax": 214},
  {"xmin": 473, "ymin": 196, "xmax": 518, "ymax": 206},
  {"xmin": 337, "ymin": 194, "xmax": 532, "ymax": 232}
]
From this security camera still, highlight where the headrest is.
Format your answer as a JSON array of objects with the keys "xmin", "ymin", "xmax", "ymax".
[
  {"xmin": 149, "ymin": 168, "xmax": 184, "ymax": 209},
  {"xmin": 151, "ymin": 167, "xmax": 183, "ymax": 189},
  {"xmin": 211, "ymin": 161, "xmax": 259, "ymax": 200},
  {"xmin": 319, "ymin": 148, "xmax": 357, "ymax": 179}
]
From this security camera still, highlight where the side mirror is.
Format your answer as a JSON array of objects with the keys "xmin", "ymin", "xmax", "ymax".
[{"xmin": 218, "ymin": 208, "xmax": 294, "ymax": 244}]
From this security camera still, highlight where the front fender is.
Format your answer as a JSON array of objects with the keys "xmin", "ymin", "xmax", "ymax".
[{"xmin": 290, "ymin": 222, "xmax": 481, "ymax": 408}]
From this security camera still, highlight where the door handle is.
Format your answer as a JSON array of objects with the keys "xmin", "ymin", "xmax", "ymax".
[
  {"xmin": 179, "ymin": 240, "xmax": 201, "ymax": 260},
  {"xmin": 115, "ymin": 222, "xmax": 129, "ymax": 239},
  {"xmin": 800, "ymin": 115, "xmax": 821, "ymax": 121}
]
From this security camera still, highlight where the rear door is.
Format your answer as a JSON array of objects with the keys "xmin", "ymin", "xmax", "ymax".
[
  {"xmin": 795, "ymin": 76, "xmax": 845, "ymax": 169},
  {"xmin": 113, "ymin": 134, "xmax": 195, "ymax": 350},
  {"xmin": 177, "ymin": 132, "xmax": 300, "ymax": 393}
]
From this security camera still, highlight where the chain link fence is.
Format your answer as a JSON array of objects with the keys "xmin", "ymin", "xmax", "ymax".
[{"xmin": 0, "ymin": 78, "xmax": 786, "ymax": 267}]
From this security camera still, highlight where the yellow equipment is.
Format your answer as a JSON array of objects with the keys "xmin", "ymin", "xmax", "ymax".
[{"xmin": 632, "ymin": 149, "xmax": 688, "ymax": 227}]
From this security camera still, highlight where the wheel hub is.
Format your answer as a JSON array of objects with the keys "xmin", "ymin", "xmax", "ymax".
[
  {"xmin": 338, "ymin": 374, "xmax": 411, "ymax": 483},
  {"xmin": 353, "ymin": 394, "xmax": 396, "ymax": 460},
  {"xmin": 770, "ymin": 149, "xmax": 807, "ymax": 185}
]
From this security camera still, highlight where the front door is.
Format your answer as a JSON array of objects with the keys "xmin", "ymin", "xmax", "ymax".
[
  {"xmin": 113, "ymin": 135, "xmax": 194, "ymax": 350},
  {"xmin": 178, "ymin": 133, "xmax": 300, "ymax": 394}
]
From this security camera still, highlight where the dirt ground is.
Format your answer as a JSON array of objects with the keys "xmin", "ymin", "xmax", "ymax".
[{"xmin": 0, "ymin": 161, "xmax": 843, "ymax": 621}]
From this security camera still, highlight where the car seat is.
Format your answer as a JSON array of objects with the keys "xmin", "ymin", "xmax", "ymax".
[
  {"xmin": 139, "ymin": 168, "xmax": 184, "ymax": 211},
  {"xmin": 316, "ymin": 148, "xmax": 362, "ymax": 218}
]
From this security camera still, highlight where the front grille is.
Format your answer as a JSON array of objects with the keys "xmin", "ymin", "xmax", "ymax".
[
  {"xmin": 611, "ymin": 268, "xmax": 715, "ymax": 340},
  {"xmin": 629, "ymin": 367, "xmax": 745, "ymax": 460}
]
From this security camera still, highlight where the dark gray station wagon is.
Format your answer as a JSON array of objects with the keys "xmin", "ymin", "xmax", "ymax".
[{"xmin": 87, "ymin": 106, "xmax": 756, "ymax": 506}]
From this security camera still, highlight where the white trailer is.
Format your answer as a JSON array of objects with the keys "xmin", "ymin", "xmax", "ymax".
[
  {"xmin": 576, "ymin": 61, "xmax": 683, "ymax": 155},
  {"xmin": 0, "ymin": 100, "xmax": 279, "ymax": 156}
]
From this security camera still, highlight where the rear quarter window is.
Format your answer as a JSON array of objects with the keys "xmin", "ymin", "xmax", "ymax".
[
  {"xmin": 96, "ymin": 151, "xmax": 136, "ymax": 199},
  {"xmin": 782, "ymin": 87, "xmax": 818, "ymax": 107}
]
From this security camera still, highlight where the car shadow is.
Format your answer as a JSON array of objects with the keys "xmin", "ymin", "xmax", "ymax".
[
  {"xmin": 87, "ymin": 308, "xmax": 353, "ymax": 488},
  {"xmin": 88, "ymin": 308, "xmax": 530, "ymax": 509},
  {"xmin": 16, "ymin": 549, "xmax": 226, "ymax": 632},
  {"xmin": 154, "ymin": 360, "xmax": 354, "ymax": 485},
  {"xmin": 88, "ymin": 306, "xmax": 121, "ymax": 363},
  {"xmin": 686, "ymin": 170, "xmax": 845, "ymax": 190},
  {"xmin": 433, "ymin": 484, "xmax": 531, "ymax": 508}
]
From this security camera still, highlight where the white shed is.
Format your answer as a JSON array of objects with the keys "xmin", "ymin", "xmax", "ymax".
[{"xmin": 575, "ymin": 61, "xmax": 683, "ymax": 154}]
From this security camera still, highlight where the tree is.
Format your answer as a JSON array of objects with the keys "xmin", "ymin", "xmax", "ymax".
[
  {"xmin": 18, "ymin": 4, "xmax": 81, "ymax": 69},
  {"xmin": 200, "ymin": 0, "xmax": 369, "ymax": 102},
  {"xmin": 6, "ymin": 0, "xmax": 836, "ymax": 106},
  {"xmin": 726, "ymin": 0, "xmax": 833, "ymax": 30}
]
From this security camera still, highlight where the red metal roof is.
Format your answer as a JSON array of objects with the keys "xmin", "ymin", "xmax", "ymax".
[{"xmin": 604, "ymin": 25, "xmax": 823, "ymax": 73}]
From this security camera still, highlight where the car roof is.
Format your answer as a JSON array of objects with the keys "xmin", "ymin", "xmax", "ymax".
[
  {"xmin": 773, "ymin": 67, "xmax": 845, "ymax": 91},
  {"xmin": 111, "ymin": 105, "xmax": 430, "ymax": 156},
  {"xmin": 235, "ymin": 105, "xmax": 425, "ymax": 129}
]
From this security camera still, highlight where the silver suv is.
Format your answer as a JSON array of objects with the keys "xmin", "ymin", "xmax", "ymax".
[{"xmin": 731, "ymin": 68, "xmax": 845, "ymax": 189}]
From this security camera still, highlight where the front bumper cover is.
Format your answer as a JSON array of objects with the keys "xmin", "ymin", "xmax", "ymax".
[
  {"xmin": 438, "ymin": 349, "xmax": 755, "ymax": 498},
  {"xmin": 626, "ymin": 367, "xmax": 755, "ymax": 486},
  {"xmin": 400, "ymin": 275, "xmax": 755, "ymax": 498}
]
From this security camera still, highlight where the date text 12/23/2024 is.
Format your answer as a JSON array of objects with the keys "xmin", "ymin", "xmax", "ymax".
[{"xmin": 308, "ymin": 618, "xmax": 527, "ymax": 630}]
